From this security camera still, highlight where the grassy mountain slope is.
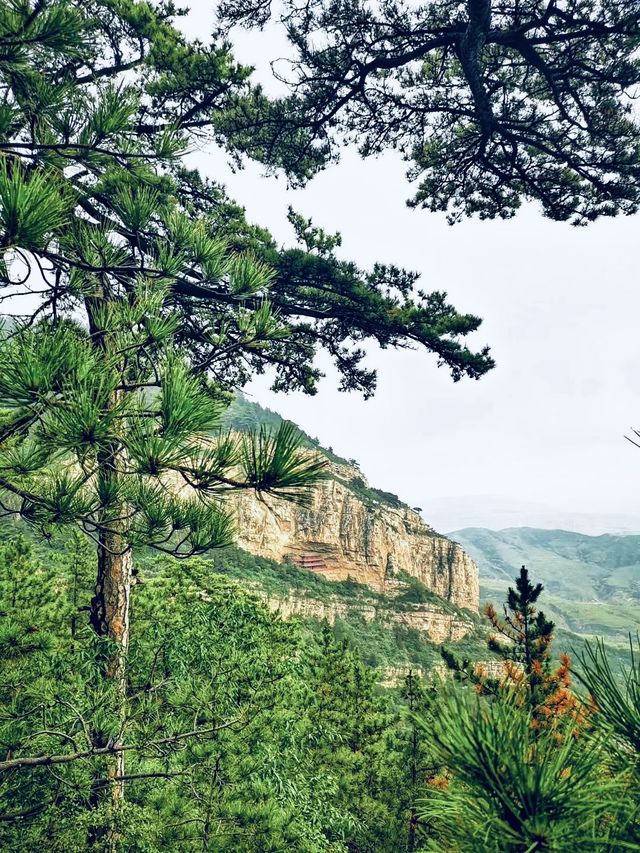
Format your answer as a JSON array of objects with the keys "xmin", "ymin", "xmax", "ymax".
[{"xmin": 450, "ymin": 527, "xmax": 640, "ymax": 653}]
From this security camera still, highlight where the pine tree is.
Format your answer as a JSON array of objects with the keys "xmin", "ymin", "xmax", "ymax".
[
  {"xmin": 0, "ymin": 544, "xmax": 418, "ymax": 851},
  {"xmin": 219, "ymin": 0, "xmax": 640, "ymax": 224},
  {"xmin": 420, "ymin": 571, "xmax": 638, "ymax": 851},
  {"xmin": 300, "ymin": 627, "xmax": 402, "ymax": 851},
  {"xmin": 0, "ymin": 255, "xmax": 325, "ymax": 839},
  {"xmin": 443, "ymin": 566, "xmax": 579, "ymax": 728},
  {"xmin": 0, "ymin": 3, "xmax": 502, "ymax": 831},
  {"xmin": 0, "ymin": 2, "xmax": 330, "ymax": 834},
  {"xmin": 484, "ymin": 566, "xmax": 579, "ymax": 725},
  {"xmin": 399, "ymin": 671, "xmax": 438, "ymax": 853},
  {"xmin": 416, "ymin": 687, "xmax": 629, "ymax": 852}
]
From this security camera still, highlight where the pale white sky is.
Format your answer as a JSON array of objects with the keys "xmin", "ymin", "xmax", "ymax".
[{"xmin": 183, "ymin": 5, "xmax": 640, "ymax": 531}]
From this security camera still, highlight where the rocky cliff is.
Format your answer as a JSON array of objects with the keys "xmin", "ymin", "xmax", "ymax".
[
  {"xmin": 229, "ymin": 460, "xmax": 479, "ymax": 612},
  {"xmin": 260, "ymin": 592, "xmax": 474, "ymax": 644}
]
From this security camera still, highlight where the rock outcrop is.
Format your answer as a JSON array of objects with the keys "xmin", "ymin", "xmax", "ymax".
[
  {"xmin": 230, "ymin": 460, "xmax": 479, "ymax": 612},
  {"xmin": 261, "ymin": 593, "xmax": 474, "ymax": 644}
]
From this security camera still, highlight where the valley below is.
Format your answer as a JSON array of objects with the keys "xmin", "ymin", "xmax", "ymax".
[{"xmin": 452, "ymin": 526, "xmax": 640, "ymax": 660}]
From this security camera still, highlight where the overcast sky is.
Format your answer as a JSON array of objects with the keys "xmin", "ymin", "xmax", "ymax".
[{"xmin": 183, "ymin": 7, "xmax": 640, "ymax": 533}]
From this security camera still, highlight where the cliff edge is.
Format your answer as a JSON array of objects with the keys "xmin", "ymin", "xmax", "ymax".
[{"xmin": 229, "ymin": 458, "xmax": 479, "ymax": 612}]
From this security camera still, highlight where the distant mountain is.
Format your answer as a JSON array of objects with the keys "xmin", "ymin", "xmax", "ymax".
[
  {"xmin": 425, "ymin": 495, "xmax": 640, "ymax": 535},
  {"xmin": 450, "ymin": 527, "xmax": 640, "ymax": 648}
]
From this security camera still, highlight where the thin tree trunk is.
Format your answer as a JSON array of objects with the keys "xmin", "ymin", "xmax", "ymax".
[
  {"xmin": 406, "ymin": 671, "xmax": 418, "ymax": 853},
  {"xmin": 85, "ymin": 296, "xmax": 132, "ymax": 850},
  {"xmin": 90, "ymin": 454, "xmax": 133, "ymax": 851}
]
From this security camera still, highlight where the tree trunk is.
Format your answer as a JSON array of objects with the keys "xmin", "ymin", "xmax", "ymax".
[
  {"xmin": 91, "ymin": 522, "xmax": 132, "ymax": 676},
  {"xmin": 88, "ymin": 518, "xmax": 132, "ymax": 850},
  {"xmin": 406, "ymin": 671, "xmax": 418, "ymax": 853},
  {"xmin": 84, "ymin": 295, "xmax": 132, "ymax": 848}
]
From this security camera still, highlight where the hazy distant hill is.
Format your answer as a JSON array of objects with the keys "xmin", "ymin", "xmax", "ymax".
[
  {"xmin": 426, "ymin": 495, "xmax": 640, "ymax": 535},
  {"xmin": 450, "ymin": 527, "xmax": 640, "ymax": 647}
]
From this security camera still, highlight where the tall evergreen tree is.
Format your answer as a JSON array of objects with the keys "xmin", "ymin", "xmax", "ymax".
[
  {"xmin": 0, "ymin": 1, "xmax": 329, "ymax": 832},
  {"xmin": 0, "ymin": 1, "xmax": 497, "ymax": 837},
  {"xmin": 0, "ymin": 0, "xmax": 497, "ymax": 667},
  {"xmin": 0, "ymin": 542, "xmax": 427, "ymax": 851},
  {"xmin": 421, "ymin": 574, "xmax": 640, "ymax": 851},
  {"xmin": 302, "ymin": 627, "xmax": 397, "ymax": 850},
  {"xmin": 399, "ymin": 671, "xmax": 438, "ymax": 853},
  {"xmin": 484, "ymin": 565, "xmax": 579, "ymax": 724}
]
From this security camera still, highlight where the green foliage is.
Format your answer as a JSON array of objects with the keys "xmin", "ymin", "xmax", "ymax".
[
  {"xmin": 394, "ymin": 571, "xmax": 467, "ymax": 616},
  {"xmin": 432, "ymin": 567, "xmax": 640, "ymax": 851},
  {"xmin": 0, "ymin": 0, "xmax": 494, "ymax": 413},
  {"xmin": 443, "ymin": 565, "xmax": 584, "ymax": 735},
  {"xmin": 1, "ymin": 531, "xmax": 638, "ymax": 851},
  {"xmin": 184, "ymin": 545, "xmax": 372, "ymax": 603},
  {"xmin": 239, "ymin": 421, "xmax": 328, "ymax": 502},
  {"xmin": 0, "ymin": 161, "xmax": 70, "ymax": 249},
  {"xmin": 340, "ymin": 474, "xmax": 409, "ymax": 511},
  {"xmin": 195, "ymin": 544, "xmax": 484, "ymax": 673},
  {"xmin": 483, "ymin": 566, "xmax": 557, "ymax": 705},
  {"xmin": 219, "ymin": 0, "xmax": 640, "ymax": 224},
  {"xmin": 576, "ymin": 635, "xmax": 640, "ymax": 768},
  {"xmin": 0, "ymin": 311, "xmax": 323, "ymax": 558},
  {"xmin": 0, "ymin": 539, "xmax": 419, "ymax": 851},
  {"xmin": 399, "ymin": 672, "xmax": 439, "ymax": 853},
  {"xmin": 417, "ymin": 690, "xmax": 635, "ymax": 852}
]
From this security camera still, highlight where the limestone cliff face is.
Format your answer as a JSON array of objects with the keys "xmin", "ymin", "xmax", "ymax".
[
  {"xmin": 229, "ymin": 461, "xmax": 479, "ymax": 612},
  {"xmin": 261, "ymin": 593, "xmax": 474, "ymax": 644}
]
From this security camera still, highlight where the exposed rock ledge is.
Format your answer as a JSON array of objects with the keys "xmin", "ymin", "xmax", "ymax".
[
  {"xmin": 381, "ymin": 660, "xmax": 504, "ymax": 688},
  {"xmin": 229, "ymin": 460, "xmax": 479, "ymax": 612},
  {"xmin": 261, "ymin": 592, "xmax": 474, "ymax": 645}
]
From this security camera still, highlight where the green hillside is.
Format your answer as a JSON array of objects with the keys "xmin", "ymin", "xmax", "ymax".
[
  {"xmin": 180, "ymin": 547, "xmax": 487, "ymax": 675},
  {"xmin": 0, "ymin": 513, "xmax": 485, "ymax": 680},
  {"xmin": 450, "ymin": 527, "xmax": 640, "ymax": 650}
]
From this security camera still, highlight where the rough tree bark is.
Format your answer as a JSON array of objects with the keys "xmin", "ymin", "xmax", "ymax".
[{"xmin": 85, "ymin": 295, "xmax": 133, "ymax": 848}]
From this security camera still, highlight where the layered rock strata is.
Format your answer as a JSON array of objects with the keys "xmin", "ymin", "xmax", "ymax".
[
  {"xmin": 261, "ymin": 593, "xmax": 474, "ymax": 644},
  {"xmin": 229, "ymin": 461, "xmax": 479, "ymax": 612}
]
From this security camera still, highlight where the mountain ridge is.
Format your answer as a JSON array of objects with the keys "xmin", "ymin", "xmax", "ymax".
[
  {"xmin": 450, "ymin": 526, "xmax": 640, "ymax": 648},
  {"xmin": 220, "ymin": 395, "xmax": 480, "ymax": 611},
  {"xmin": 214, "ymin": 396, "xmax": 636, "ymax": 675}
]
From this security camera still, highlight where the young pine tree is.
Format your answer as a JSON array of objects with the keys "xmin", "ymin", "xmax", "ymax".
[
  {"xmin": 443, "ymin": 567, "xmax": 578, "ymax": 728},
  {"xmin": 484, "ymin": 566, "xmax": 578, "ymax": 725},
  {"xmin": 399, "ymin": 671, "xmax": 439, "ymax": 853}
]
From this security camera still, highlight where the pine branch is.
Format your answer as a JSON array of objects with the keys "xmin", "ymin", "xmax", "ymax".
[{"xmin": 0, "ymin": 718, "xmax": 243, "ymax": 774}]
